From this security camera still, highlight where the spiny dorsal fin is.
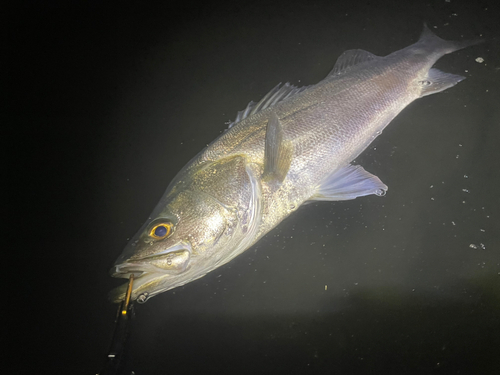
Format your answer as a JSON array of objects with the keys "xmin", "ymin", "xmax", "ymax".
[
  {"xmin": 262, "ymin": 112, "xmax": 293, "ymax": 183},
  {"xmin": 228, "ymin": 83, "xmax": 310, "ymax": 128},
  {"xmin": 327, "ymin": 49, "xmax": 379, "ymax": 78}
]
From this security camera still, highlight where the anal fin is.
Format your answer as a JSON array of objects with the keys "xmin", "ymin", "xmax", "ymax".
[{"xmin": 309, "ymin": 165, "xmax": 387, "ymax": 202}]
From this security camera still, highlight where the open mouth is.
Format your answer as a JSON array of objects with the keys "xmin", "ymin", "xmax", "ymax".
[
  {"xmin": 111, "ymin": 261, "xmax": 163, "ymax": 279},
  {"xmin": 111, "ymin": 244, "xmax": 191, "ymax": 278},
  {"xmin": 109, "ymin": 245, "xmax": 192, "ymax": 303}
]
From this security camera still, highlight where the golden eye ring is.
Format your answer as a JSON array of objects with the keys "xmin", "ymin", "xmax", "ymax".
[{"xmin": 149, "ymin": 222, "xmax": 173, "ymax": 240}]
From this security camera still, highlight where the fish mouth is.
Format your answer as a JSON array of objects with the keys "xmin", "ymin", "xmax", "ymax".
[
  {"xmin": 109, "ymin": 244, "xmax": 191, "ymax": 303},
  {"xmin": 110, "ymin": 244, "xmax": 191, "ymax": 278},
  {"xmin": 110, "ymin": 261, "xmax": 170, "ymax": 279}
]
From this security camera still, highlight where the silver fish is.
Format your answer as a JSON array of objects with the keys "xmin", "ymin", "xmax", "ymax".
[{"xmin": 110, "ymin": 25, "xmax": 479, "ymax": 303}]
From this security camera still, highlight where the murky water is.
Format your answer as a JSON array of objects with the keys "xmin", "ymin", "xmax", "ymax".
[{"xmin": 11, "ymin": 3, "xmax": 499, "ymax": 374}]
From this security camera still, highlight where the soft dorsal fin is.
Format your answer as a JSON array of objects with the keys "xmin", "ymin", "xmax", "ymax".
[
  {"xmin": 228, "ymin": 83, "xmax": 310, "ymax": 128},
  {"xmin": 262, "ymin": 112, "xmax": 293, "ymax": 183},
  {"xmin": 327, "ymin": 49, "xmax": 379, "ymax": 78}
]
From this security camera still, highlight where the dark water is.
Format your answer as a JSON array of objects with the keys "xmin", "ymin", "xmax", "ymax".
[{"xmin": 9, "ymin": 2, "xmax": 500, "ymax": 374}]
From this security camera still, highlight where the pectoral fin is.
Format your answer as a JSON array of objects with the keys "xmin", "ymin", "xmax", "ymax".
[
  {"xmin": 262, "ymin": 113, "xmax": 293, "ymax": 183},
  {"xmin": 309, "ymin": 165, "xmax": 387, "ymax": 202}
]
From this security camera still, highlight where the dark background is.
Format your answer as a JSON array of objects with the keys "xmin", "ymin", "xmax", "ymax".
[{"xmin": 7, "ymin": 1, "xmax": 500, "ymax": 374}]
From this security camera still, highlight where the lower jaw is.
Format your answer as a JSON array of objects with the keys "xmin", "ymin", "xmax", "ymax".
[{"xmin": 108, "ymin": 272, "xmax": 165, "ymax": 303}]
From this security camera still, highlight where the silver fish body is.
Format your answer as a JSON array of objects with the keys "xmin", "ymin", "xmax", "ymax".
[{"xmin": 110, "ymin": 26, "xmax": 479, "ymax": 303}]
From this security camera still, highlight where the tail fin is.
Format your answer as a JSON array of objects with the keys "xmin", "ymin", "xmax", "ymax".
[{"xmin": 419, "ymin": 23, "xmax": 483, "ymax": 54}]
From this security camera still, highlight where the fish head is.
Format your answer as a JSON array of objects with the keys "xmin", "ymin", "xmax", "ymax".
[{"xmin": 109, "ymin": 157, "xmax": 260, "ymax": 303}]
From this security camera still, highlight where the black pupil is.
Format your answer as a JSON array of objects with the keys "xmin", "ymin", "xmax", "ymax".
[{"xmin": 154, "ymin": 225, "xmax": 167, "ymax": 237}]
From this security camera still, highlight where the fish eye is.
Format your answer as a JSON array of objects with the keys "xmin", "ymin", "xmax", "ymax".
[{"xmin": 149, "ymin": 222, "xmax": 173, "ymax": 240}]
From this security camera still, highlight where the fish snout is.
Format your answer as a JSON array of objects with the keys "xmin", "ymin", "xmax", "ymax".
[{"xmin": 110, "ymin": 248, "xmax": 191, "ymax": 278}]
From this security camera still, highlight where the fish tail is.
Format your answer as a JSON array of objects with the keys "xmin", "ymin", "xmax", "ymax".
[{"xmin": 419, "ymin": 23, "xmax": 484, "ymax": 54}]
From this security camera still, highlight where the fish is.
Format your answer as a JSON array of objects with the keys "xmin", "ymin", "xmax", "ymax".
[{"xmin": 109, "ymin": 25, "xmax": 480, "ymax": 303}]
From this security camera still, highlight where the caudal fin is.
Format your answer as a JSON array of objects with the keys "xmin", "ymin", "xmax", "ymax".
[{"xmin": 418, "ymin": 23, "xmax": 483, "ymax": 54}]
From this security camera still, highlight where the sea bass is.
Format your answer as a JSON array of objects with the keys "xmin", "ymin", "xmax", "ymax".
[{"xmin": 110, "ymin": 25, "xmax": 479, "ymax": 303}]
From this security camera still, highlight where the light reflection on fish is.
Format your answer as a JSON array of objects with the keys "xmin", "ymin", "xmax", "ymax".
[{"xmin": 110, "ymin": 25, "xmax": 480, "ymax": 303}]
